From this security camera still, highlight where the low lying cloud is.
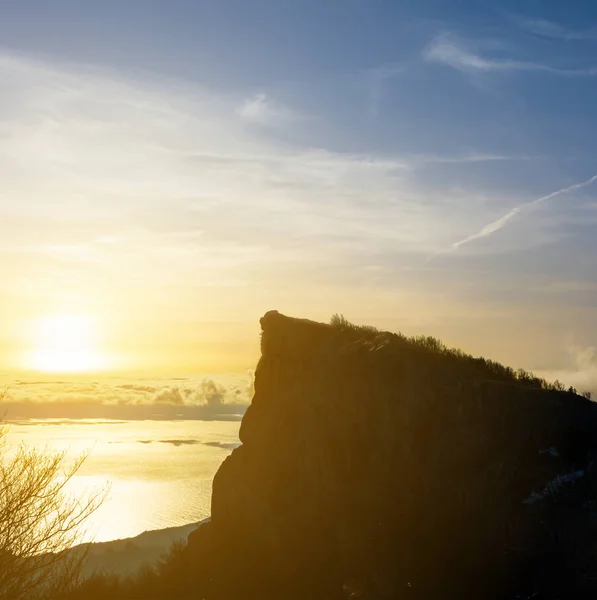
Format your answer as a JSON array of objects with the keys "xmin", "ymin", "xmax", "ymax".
[
  {"xmin": 134, "ymin": 439, "xmax": 241, "ymax": 449},
  {"xmin": 116, "ymin": 384, "xmax": 157, "ymax": 393},
  {"xmin": 153, "ymin": 387, "xmax": 186, "ymax": 405},
  {"xmin": 15, "ymin": 380, "xmax": 71, "ymax": 386},
  {"xmin": 138, "ymin": 439, "xmax": 200, "ymax": 446},
  {"xmin": 203, "ymin": 441, "xmax": 241, "ymax": 450},
  {"xmin": 1, "ymin": 375, "xmax": 252, "ymax": 421}
]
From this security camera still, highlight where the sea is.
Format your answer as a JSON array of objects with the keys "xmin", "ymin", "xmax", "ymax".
[
  {"xmin": 4, "ymin": 419, "xmax": 241, "ymax": 543},
  {"xmin": 1, "ymin": 372, "xmax": 248, "ymax": 543}
]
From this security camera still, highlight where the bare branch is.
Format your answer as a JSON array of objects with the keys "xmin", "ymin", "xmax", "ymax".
[{"xmin": 0, "ymin": 419, "xmax": 107, "ymax": 600}]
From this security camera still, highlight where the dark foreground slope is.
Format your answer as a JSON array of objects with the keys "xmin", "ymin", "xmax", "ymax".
[{"xmin": 184, "ymin": 311, "xmax": 597, "ymax": 600}]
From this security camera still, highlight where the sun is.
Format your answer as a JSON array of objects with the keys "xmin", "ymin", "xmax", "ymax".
[{"xmin": 27, "ymin": 314, "xmax": 106, "ymax": 373}]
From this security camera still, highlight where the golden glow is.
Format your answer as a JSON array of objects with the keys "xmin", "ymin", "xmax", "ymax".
[{"xmin": 27, "ymin": 314, "xmax": 107, "ymax": 373}]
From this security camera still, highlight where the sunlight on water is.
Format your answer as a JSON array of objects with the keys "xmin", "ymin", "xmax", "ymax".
[{"xmin": 5, "ymin": 419, "xmax": 240, "ymax": 542}]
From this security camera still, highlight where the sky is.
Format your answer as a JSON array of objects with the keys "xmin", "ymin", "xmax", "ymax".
[{"xmin": 0, "ymin": 0, "xmax": 596, "ymax": 391}]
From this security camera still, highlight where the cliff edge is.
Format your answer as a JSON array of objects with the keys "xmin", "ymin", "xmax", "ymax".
[{"xmin": 187, "ymin": 311, "xmax": 597, "ymax": 599}]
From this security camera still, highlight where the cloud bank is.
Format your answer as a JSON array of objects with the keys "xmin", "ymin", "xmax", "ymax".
[{"xmin": 1, "ymin": 375, "xmax": 253, "ymax": 421}]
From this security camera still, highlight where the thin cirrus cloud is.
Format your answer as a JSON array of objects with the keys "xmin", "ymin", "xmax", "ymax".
[
  {"xmin": 423, "ymin": 33, "xmax": 597, "ymax": 76},
  {"xmin": 0, "ymin": 46, "xmax": 538, "ymax": 292},
  {"xmin": 0, "ymin": 48, "xmax": 588, "ymax": 271},
  {"xmin": 514, "ymin": 16, "xmax": 597, "ymax": 41}
]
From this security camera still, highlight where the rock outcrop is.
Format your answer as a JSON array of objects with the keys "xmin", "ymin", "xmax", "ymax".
[{"xmin": 187, "ymin": 311, "xmax": 597, "ymax": 599}]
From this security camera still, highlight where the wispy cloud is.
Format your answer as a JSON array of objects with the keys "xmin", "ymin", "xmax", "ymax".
[
  {"xmin": 1, "ymin": 48, "xmax": 510, "ymax": 366},
  {"xmin": 0, "ymin": 53, "xmax": 420, "ymax": 279},
  {"xmin": 1, "ymin": 47, "xmax": 519, "ymax": 289},
  {"xmin": 449, "ymin": 173, "xmax": 597, "ymax": 252},
  {"xmin": 515, "ymin": 17, "xmax": 597, "ymax": 41},
  {"xmin": 236, "ymin": 92, "xmax": 298, "ymax": 125},
  {"xmin": 423, "ymin": 33, "xmax": 597, "ymax": 76},
  {"xmin": 367, "ymin": 63, "xmax": 404, "ymax": 116},
  {"xmin": 409, "ymin": 153, "xmax": 532, "ymax": 167},
  {"xmin": 2, "ymin": 48, "xmax": 596, "ymax": 378}
]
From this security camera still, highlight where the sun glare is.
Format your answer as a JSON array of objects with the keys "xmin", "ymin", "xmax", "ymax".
[{"xmin": 27, "ymin": 314, "xmax": 106, "ymax": 373}]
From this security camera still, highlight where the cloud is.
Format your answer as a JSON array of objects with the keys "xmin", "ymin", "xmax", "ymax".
[
  {"xmin": 16, "ymin": 380, "xmax": 72, "ymax": 385},
  {"xmin": 149, "ymin": 379, "xmax": 239, "ymax": 407},
  {"xmin": 116, "ymin": 384, "xmax": 157, "ymax": 393},
  {"xmin": 11, "ymin": 419, "xmax": 129, "ymax": 426},
  {"xmin": 1, "ymin": 376, "xmax": 252, "ymax": 421},
  {"xmin": 236, "ymin": 93, "xmax": 297, "ymax": 125},
  {"xmin": 203, "ymin": 441, "xmax": 241, "ymax": 450},
  {"xmin": 0, "ymin": 50, "xmax": 453, "ymax": 281},
  {"xmin": 408, "ymin": 153, "xmax": 532, "ymax": 167},
  {"xmin": 197, "ymin": 379, "xmax": 225, "ymax": 405},
  {"xmin": 423, "ymin": 33, "xmax": 597, "ymax": 76},
  {"xmin": 1, "ymin": 47, "xmax": 596, "ymax": 381},
  {"xmin": 515, "ymin": 17, "xmax": 597, "ymax": 41},
  {"xmin": 537, "ymin": 347, "xmax": 597, "ymax": 397},
  {"xmin": 446, "ymin": 173, "xmax": 597, "ymax": 253},
  {"xmin": 135, "ymin": 439, "xmax": 240, "ymax": 448},
  {"xmin": 153, "ymin": 387, "xmax": 186, "ymax": 405},
  {"xmin": 1, "ymin": 401, "xmax": 247, "ymax": 421},
  {"xmin": 367, "ymin": 63, "xmax": 404, "ymax": 116},
  {"xmin": 137, "ymin": 439, "xmax": 201, "ymax": 446},
  {"xmin": 0, "ymin": 45, "xmax": 572, "ymax": 304}
]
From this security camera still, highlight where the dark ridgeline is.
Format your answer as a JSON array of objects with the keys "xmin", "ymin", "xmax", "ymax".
[{"xmin": 68, "ymin": 311, "xmax": 597, "ymax": 599}]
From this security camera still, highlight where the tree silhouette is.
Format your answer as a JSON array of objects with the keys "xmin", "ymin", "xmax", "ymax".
[{"xmin": 0, "ymin": 411, "xmax": 106, "ymax": 600}]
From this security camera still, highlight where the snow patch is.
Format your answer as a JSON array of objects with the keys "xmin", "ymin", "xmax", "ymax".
[
  {"xmin": 523, "ymin": 469, "xmax": 585, "ymax": 504},
  {"xmin": 539, "ymin": 446, "xmax": 560, "ymax": 458}
]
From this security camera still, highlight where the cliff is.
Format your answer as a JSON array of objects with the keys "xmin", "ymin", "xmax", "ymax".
[{"xmin": 187, "ymin": 311, "xmax": 597, "ymax": 599}]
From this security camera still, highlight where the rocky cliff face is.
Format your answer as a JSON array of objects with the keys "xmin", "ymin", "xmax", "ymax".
[{"xmin": 187, "ymin": 311, "xmax": 597, "ymax": 599}]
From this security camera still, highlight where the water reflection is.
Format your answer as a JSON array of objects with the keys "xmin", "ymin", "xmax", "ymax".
[{"xmin": 5, "ymin": 419, "xmax": 240, "ymax": 542}]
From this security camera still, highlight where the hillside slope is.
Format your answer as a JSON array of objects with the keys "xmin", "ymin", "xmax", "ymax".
[
  {"xmin": 185, "ymin": 311, "xmax": 597, "ymax": 599},
  {"xmin": 74, "ymin": 521, "xmax": 203, "ymax": 578}
]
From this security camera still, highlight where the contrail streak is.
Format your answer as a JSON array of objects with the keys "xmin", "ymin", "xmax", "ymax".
[{"xmin": 451, "ymin": 173, "xmax": 597, "ymax": 251}]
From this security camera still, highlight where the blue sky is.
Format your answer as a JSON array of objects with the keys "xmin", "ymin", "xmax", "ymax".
[{"xmin": 0, "ymin": 0, "xmax": 596, "ymax": 389}]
